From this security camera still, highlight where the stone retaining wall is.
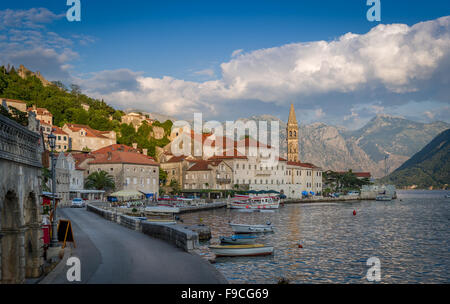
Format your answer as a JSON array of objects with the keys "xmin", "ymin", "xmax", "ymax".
[
  {"xmin": 141, "ymin": 223, "xmax": 199, "ymax": 251},
  {"xmin": 86, "ymin": 204, "xmax": 198, "ymax": 251}
]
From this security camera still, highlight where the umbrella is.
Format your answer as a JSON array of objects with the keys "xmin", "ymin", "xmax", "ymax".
[{"xmin": 302, "ymin": 191, "xmax": 309, "ymax": 196}]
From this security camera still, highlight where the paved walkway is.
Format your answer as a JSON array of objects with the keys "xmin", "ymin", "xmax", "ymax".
[{"xmin": 40, "ymin": 208, "xmax": 227, "ymax": 284}]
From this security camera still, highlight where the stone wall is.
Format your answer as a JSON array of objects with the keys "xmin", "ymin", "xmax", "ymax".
[
  {"xmin": 0, "ymin": 113, "xmax": 43, "ymax": 283},
  {"xmin": 86, "ymin": 204, "xmax": 198, "ymax": 251}
]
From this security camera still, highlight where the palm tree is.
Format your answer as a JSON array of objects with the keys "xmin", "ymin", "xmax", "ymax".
[{"xmin": 85, "ymin": 170, "xmax": 115, "ymax": 191}]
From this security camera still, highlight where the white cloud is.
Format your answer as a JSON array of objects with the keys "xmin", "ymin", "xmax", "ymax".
[
  {"xmin": 193, "ymin": 68, "xmax": 215, "ymax": 77},
  {"xmin": 231, "ymin": 49, "xmax": 243, "ymax": 57},
  {"xmin": 79, "ymin": 16, "xmax": 450, "ymax": 120}
]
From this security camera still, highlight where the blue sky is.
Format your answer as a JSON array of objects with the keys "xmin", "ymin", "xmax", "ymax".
[{"xmin": 1, "ymin": 1, "xmax": 449, "ymax": 128}]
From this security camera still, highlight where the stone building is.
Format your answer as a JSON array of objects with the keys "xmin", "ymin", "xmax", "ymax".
[
  {"xmin": 183, "ymin": 160, "xmax": 234, "ymax": 190},
  {"xmin": 121, "ymin": 112, "xmax": 154, "ymax": 131},
  {"xmin": 0, "ymin": 113, "xmax": 44, "ymax": 283},
  {"xmin": 37, "ymin": 121, "xmax": 69, "ymax": 152},
  {"xmin": 160, "ymin": 155, "xmax": 192, "ymax": 187},
  {"xmin": 62, "ymin": 123, "xmax": 116, "ymax": 152},
  {"xmin": 50, "ymin": 153, "xmax": 71, "ymax": 206},
  {"xmin": 1, "ymin": 98, "xmax": 27, "ymax": 112},
  {"xmin": 87, "ymin": 150, "xmax": 159, "ymax": 196},
  {"xmin": 27, "ymin": 106, "xmax": 53, "ymax": 125}
]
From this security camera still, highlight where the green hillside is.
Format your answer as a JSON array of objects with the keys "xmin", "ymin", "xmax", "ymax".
[
  {"xmin": 382, "ymin": 128, "xmax": 450, "ymax": 189},
  {"xmin": 0, "ymin": 65, "xmax": 172, "ymax": 157}
]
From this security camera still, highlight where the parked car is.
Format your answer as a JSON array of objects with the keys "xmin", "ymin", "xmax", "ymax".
[{"xmin": 71, "ymin": 198, "xmax": 85, "ymax": 208}]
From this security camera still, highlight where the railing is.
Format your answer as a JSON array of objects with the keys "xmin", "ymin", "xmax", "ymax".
[
  {"xmin": 216, "ymin": 178, "xmax": 232, "ymax": 184},
  {"xmin": 0, "ymin": 114, "xmax": 42, "ymax": 168}
]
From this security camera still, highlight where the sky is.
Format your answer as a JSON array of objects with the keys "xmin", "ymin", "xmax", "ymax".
[{"xmin": 0, "ymin": 0, "xmax": 449, "ymax": 129}]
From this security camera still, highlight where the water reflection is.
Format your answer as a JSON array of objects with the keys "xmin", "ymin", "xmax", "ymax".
[{"xmin": 181, "ymin": 190, "xmax": 450, "ymax": 283}]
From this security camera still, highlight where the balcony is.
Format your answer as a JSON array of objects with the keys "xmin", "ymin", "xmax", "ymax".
[{"xmin": 216, "ymin": 178, "xmax": 232, "ymax": 184}]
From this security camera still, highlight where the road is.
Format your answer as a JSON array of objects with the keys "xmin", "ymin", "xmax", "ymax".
[{"xmin": 41, "ymin": 207, "xmax": 227, "ymax": 284}]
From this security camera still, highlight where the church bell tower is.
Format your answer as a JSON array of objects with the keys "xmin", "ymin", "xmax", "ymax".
[{"xmin": 287, "ymin": 103, "xmax": 299, "ymax": 162}]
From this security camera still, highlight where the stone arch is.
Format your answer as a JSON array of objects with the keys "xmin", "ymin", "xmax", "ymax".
[
  {"xmin": 23, "ymin": 192, "xmax": 42, "ymax": 278},
  {"xmin": 0, "ymin": 190, "xmax": 24, "ymax": 283}
]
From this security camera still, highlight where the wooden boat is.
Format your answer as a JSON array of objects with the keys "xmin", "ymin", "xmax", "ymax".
[
  {"xmin": 229, "ymin": 222, "xmax": 273, "ymax": 233},
  {"xmin": 228, "ymin": 196, "xmax": 280, "ymax": 209},
  {"xmin": 376, "ymin": 195, "xmax": 392, "ymax": 201},
  {"xmin": 144, "ymin": 206, "xmax": 179, "ymax": 224},
  {"xmin": 209, "ymin": 244, "xmax": 274, "ymax": 257},
  {"xmin": 220, "ymin": 235, "xmax": 258, "ymax": 245}
]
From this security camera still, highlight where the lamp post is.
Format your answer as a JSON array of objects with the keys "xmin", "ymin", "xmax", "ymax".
[{"xmin": 48, "ymin": 132, "xmax": 58, "ymax": 247}]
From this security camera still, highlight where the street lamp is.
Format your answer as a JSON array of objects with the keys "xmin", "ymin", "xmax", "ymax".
[{"xmin": 48, "ymin": 132, "xmax": 58, "ymax": 247}]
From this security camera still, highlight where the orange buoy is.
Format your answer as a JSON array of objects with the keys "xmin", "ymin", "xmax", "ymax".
[{"xmin": 353, "ymin": 210, "xmax": 356, "ymax": 216}]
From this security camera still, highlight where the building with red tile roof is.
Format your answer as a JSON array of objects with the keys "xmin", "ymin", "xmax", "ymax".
[
  {"xmin": 62, "ymin": 123, "xmax": 116, "ymax": 152},
  {"xmin": 87, "ymin": 150, "xmax": 159, "ymax": 196}
]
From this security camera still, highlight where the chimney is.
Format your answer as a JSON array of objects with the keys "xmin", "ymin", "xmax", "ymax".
[
  {"xmin": 107, "ymin": 152, "xmax": 112, "ymax": 160},
  {"xmin": 132, "ymin": 143, "xmax": 138, "ymax": 149},
  {"xmin": 143, "ymin": 148, "xmax": 148, "ymax": 156}
]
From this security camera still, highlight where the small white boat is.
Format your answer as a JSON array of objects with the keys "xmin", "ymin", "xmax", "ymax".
[
  {"xmin": 229, "ymin": 222, "xmax": 273, "ymax": 233},
  {"xmin": 229, "ymin": 196, "xmax": 280, "ymax": 209},
  {"xmin": 220, "ymin": 235, "xmax": 258, "ymax": 245},
  {"xmin": 209, "ymin": 244, "xmax": 274, "ymax": 257},
  {"xmin": 144, "ymin": 206, "xmax": 179, "ymax": 225},
  {"xmin": 376, "ymin": 195, "xmax": 392, "ymax": 201}
]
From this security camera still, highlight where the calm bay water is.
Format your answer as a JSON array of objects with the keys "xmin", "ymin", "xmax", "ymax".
[{"xmin": 181, "ymin": 190, "xmax": 450, "ymax": 283}]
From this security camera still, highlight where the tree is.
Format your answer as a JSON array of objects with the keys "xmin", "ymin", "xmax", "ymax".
[
  {"xmin": 169, "ymin": 179, "xmax": 180, "ymax": 194},
  {"xmin": 159, "ymin": 168, "xmax": 167, "ymax": 185},
  {"xmin": 85, "ymin": 171, "xmax": 115, "ymax": 191}
]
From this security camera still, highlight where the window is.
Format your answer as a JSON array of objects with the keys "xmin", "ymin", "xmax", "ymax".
[
  {"xmin": 236, "ymin": 164, "xmax": 239, "ymax": 169},
  {"xmin": 110, "ymin": 168, "xmax": 113, "ymax": 171},
  {"xmin": 133, "ymin": 178, "xmax": 137, "ymax": 184},
  {"xmin": 147, "ymin": 178, "xmax": 150, "ymax": 184},
  {"xmin": 126, "ymin": 178, "xmax": 130, "ymax": 185},
  {"xmin": 64, "ymin": 136, "xmax": 67, "ymax": 141},
  {"xmin": 153, "ymin": 178, "xmax": 156, "ymax": 185}
]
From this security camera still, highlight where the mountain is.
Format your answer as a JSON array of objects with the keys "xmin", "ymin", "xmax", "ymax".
[
  {"xmin": 382, "ymin": 128, "xmax": 450, "ymax": 188},
  {"xmin": 238, "ymin": 114, "xmax": 449, "ymax": 178}
]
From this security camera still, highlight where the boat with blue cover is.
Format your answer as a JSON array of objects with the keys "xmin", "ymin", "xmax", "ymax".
[{"xmin": 220, "ymin": 235, "xmax": 258, "ymax": 245}]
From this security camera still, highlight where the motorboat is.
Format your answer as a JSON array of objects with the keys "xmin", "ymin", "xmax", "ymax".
[
  {"xmin": 209, "ymin": 244, "xmax": 274, "ymax": 257},
  {"xmin": 228, "ymin": 196, "xmax": 280, "ymax": 209},
  {"xmin": 144, "ymin": 206, "xmax": 180, "ymax": 224},
  {"xmin": 229, "ymin": 222, "xmax": 273, "ymax": 233},
  {"xmin": 220, "ymin": 235, "xmax": 258, "ymax": 245},
  {"xmin": 376, "ymin": 195, "xmax": 392, "ymax": 201}
]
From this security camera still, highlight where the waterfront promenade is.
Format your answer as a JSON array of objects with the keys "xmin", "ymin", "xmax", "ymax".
[{"xmin": 40, "ymin": 208, "xmax": 227, "ymax": 284}]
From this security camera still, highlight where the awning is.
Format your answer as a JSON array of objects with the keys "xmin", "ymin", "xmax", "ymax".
[{"xmin": 139, "ymin": 191, "xmax": 155, "ymax": 198}]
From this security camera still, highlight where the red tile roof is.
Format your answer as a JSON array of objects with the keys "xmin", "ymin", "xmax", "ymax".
[
  {"xmin": 64, "ymin": 123, "xmax": 112, "ymax": 139},
  {"xmin": 89, "ymin": 151, "xmax": 159, "ymax": 166},
  {"xmin": 52, "ymin": 126, "xmax": 68, "ymax": 136},
  {"xmin": 92, "ymin": 144, "xmax": 139, "ymax": 154},
  {"xmin": 166, "ymin": 155, "xmax": 188, "ymax": 163},
  {"xmin": 187, "ymin": 160, "xmax": 212, "ymax": 171},
  {"xmin": 2, "ymin": 98, "xmax": 26, "ymax": 104},
  {"xmin": 28, "ymin": 107, "xmax": 52, "ymax": 116}
]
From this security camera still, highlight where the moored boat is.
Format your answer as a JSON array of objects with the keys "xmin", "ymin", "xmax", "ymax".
[
  {"xmin": 209, "ymin": 244, "xmax": 274, "ymax": 257},
  {"xmin": 228, "ymin": 196, "xmax": 280, "ymax": 209},
  {"xmin": 376, "ymin": 195, "xmax": 392, "ymax": 201},
  {"xmin": 220, "ymin": 235, "xmax": 258, "ymax": 245},
  {"xmin": 144, "ymin": 206, "xmax": 179, "ymax": 224},
  {"xmin": 229, "ymin": 222, "xmax": 273, "ymax": 233}
]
